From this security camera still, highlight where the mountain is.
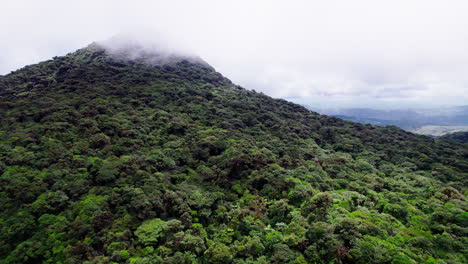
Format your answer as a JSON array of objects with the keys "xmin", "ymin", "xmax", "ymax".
[
  {"xmin": 0, "ymin": 42, "xmax": 467, "ymax": 264},
  {"xmin": 311, "ymin": 106, "xmax": 468, "ymax": 135},
  {"xmin": 440, "ymin": 131, "xmax": 468, "ymax": 144}
]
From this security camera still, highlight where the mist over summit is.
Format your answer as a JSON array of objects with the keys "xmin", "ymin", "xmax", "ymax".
[
  {"xmin": 96, "ymin": 34, "xmax": 210, "ymax": 68},
  {"xmin": 2, "ymin": 1, "xmax": 468, "ymax": 108}
]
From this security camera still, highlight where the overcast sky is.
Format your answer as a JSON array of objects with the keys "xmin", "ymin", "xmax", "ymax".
[{"xmin": 2, "ymin": 0, "xmax": 468, "ymax": 108}]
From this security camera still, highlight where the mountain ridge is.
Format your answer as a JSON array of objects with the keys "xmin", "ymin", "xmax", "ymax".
[{"xmin": 0, "ymin": 43, "xmax": 466, "ymax": 263}]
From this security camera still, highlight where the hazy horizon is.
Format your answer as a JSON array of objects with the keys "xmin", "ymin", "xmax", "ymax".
[{"xmin": 289, "ymin": 96, "xmax": 468, "ymax": 110}]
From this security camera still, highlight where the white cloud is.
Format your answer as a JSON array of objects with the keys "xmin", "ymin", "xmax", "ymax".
[{"xmin": 1, "ymin": 0, "xmax": 467, "ymax": 107}]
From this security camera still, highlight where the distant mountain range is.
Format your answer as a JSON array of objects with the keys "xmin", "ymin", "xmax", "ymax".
[{"xmin": 307, "ymin": 106, "xmax": 468, "ymax": 136}]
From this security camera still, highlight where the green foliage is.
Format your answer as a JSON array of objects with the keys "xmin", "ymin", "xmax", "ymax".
[
  {"xmin": 439, "ymin": 131, "xmax": 468, "ymax": 144},
  {"xmin": 0, "ymin": 44, "xmax": 466, "ymax": 263},
  {"xmin": 135, "ymin": 218, "xmax": 167, "ymax": 245}
]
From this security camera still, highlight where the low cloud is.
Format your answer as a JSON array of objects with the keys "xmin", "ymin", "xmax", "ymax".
[{"xmin": 97, "ymin": 31, "xmax": 204, "ymax": 66}]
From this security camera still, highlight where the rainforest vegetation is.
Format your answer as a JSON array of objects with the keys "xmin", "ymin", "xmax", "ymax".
[{"xmin": 0, "ymin": 44, "xmax": 466, "ymax": 264}]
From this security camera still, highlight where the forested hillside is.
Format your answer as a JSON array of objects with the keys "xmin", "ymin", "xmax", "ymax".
[
  {"xmin": 0, "ymin": 43, "xmax": 466, "ymax": 264},
  {"xmin": 440, "ymin": 132, "xmax": 468, "ymax": 144}
]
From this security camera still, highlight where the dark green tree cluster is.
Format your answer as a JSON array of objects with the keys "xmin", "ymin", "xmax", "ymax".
[
  {"xmin": 0, "ymin": 44, "xmax": 466, "ymax": 263},
  {"xmin": 440, "ymin": 132, "xmax": 468, "ymax": 144}
]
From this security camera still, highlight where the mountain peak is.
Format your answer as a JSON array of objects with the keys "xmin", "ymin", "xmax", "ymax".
[
  {"xmin": 0, "ymin": 38, "xmax": 230, "ymax": 98},
  {"xmin": 0, "ymin": 38, "xmax": 466, "ymax": 264},
  {"xmin": 95, "ymin": 34, "xmax": 209, "ymax": 68}
]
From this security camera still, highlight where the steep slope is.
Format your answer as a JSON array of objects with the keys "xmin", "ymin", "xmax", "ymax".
[{"xmin": 0, "ymin": 43, "xmax": 466, "ymax": 264}]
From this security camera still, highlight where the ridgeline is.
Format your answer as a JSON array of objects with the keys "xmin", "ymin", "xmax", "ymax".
[{"xmin": 0, "ymin": 43, "xmax": 466, "ymax": 263}]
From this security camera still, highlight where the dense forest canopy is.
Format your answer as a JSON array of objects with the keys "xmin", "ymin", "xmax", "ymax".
[{"xmin": 0, "ymin": 43, "xmax": 466, "ymax": 264}]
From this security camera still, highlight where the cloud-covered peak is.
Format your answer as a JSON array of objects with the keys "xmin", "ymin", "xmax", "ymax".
[
  {"xmin": 97, "ymin": 32, "xmax": 208, "ymax": 67},
  {"xmin": 1, "ymin": 1, "xmax": 468, "ymax": 108}
]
